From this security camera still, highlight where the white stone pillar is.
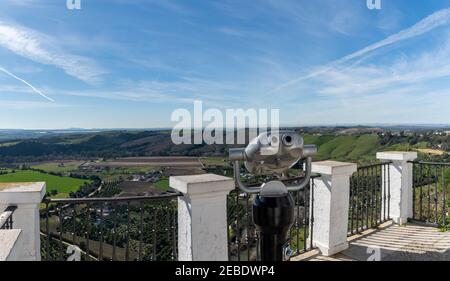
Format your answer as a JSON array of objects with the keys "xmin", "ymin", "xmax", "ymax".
[
  {"xmin": 170, "ymin": 174, "xmax": 234, "ymax": 261},
  {"xmin": 0, "ymin": 182, "xmax": 46, "ymax": 261},
  {"xmin": 376, "ymin": 151, "xmax": 417, "ymax": 225},
  {"xmin": 310, "ymin": 161, "xmax": 357, "ymax": 256}
]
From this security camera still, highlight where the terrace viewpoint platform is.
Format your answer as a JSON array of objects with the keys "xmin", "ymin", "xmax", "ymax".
[{"xmin": 294, "ymin": 221, "xmax": 450, "ymax": 261}]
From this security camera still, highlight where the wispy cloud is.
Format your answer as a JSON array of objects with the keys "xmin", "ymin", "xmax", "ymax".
[
  {"xmin": 55, "ymin": 76, "xmax": 249, "ymax": 107},
  {"xmin": 0, "ymin": 22, "xmax": 105, "ymax": 84},
  {"xmin": 272, "ymin": 7, "xmax": 450, "ymax": 92},
  {"xmin": 0, "ymin": 66, "xmax": 54, "ymax": 102},
  {"xmin": 0, "ymin": 100, "xmax": 65, "ymax": 109}
]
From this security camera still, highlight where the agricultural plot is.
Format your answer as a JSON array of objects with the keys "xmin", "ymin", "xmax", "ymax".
[
  {"xmin": 199, "ymin": 157, "xmax": 231, "ymax": 167},
  {"xmin": 117, "ymin": 181, "xmax": 168, "ymax": 196},
  {"xmin": 0, "ymin": 170, "xmax": 90, "ymax": 198},
  {"xmin": 31, "ymin": 161, "xmax": 85, "ymax": 173},
  {"xmin": 85, "ymin": 157, "xmax": 202, "ymax": 168}
]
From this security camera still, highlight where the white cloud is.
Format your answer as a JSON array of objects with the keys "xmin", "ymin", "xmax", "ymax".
[
  {"xmin": 313, "ymin": 44, "xmax": 450, "ymax": 97},
  {"xmin": 272, "ymin": 7, "xmax": 450, "ymax": 92},
  {"xmin": 0, "ymin": 100, "xmax": 65, "ymax": 109},
  {"xmin": 340, "ymin": 7, "xmax": 450, "ymax": 63},
  {"xmin": 0, "ymin": 22, "xmax": 105, "ymax": 84},
  {"xmin": 54, "ymin": 77, "xmax": 246, "ymax": 107}
]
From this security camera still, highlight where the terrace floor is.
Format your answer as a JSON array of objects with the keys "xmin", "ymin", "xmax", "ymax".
[{"xmin": 294, "ymin": 221, "xmax": 450, "ymax": 261}]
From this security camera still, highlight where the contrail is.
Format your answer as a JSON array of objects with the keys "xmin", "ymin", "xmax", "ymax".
[
  {"xmin": 271, "ymin": 7, "xmax": 450, "ymax": 93},
  {"xmin": 0, "ymin": 66, "xmax": 54, "ymax": 102}
]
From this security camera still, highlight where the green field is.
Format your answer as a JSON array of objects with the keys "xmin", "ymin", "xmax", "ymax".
[
  {"xmin": 31, "ymin": 161, "xmax": 84, "ymax": 173},
  {"xmin": 303, "ymin": 134, "xmax": 381, "ymax": 162},
  {"xmin": 0, "ymin": 170, "xmax": 91, "ymax": 198},
  {"xmin": 153, "ymin": 178, "xmax": 169, "ymax": 191}
]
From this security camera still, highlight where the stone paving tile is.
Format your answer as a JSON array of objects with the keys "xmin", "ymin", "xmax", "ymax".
[{"xmin": 294, "ymin": 222, "xmax": 450, "ymax": 261}]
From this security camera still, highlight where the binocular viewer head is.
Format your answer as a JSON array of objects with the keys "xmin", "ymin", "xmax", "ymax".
[{"xmin": 229, "ymin": 131, "xmax": 317, "ymax": 176}]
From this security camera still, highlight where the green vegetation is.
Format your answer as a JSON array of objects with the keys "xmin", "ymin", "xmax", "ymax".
[
  {"xmin": 31, "ymin": 161, "xmax": 83, "ymax": 173},
  {"xmin": 0, "ymin": 128, "xmax": 447, "ymax": 164},
  {"xmin": 0, "ymin": 141, "xmax": 18, "ymax": 147},
  {"xmin": 153, "ymin": 178, "xmax": 169, "ymax": 191},
  {"xmin": 0, "ymin": 170, "xmax": 91, "ymax": 198},
  {"xmin": 304, "ymin": 134, "xmax": 381, "ymax": 163}
]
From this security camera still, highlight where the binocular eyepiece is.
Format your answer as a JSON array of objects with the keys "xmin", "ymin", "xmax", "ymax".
[{"xmin": 229, "ymin": 131, "xmax": 317, "ymax": 176}]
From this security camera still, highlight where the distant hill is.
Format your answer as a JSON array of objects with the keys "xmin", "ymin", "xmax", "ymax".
[{"xmin": 0, "ymin": 129, "xmax": 447, "ymax": 164}]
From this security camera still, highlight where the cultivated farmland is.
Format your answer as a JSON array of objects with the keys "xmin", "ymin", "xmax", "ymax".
[
  {"xmin": 0, "ymin": 170, "xmax": 91, "ymax": 198},
  {"xmin": 83, "ymin": 157, "xmax": 202, "ymax": 168}
]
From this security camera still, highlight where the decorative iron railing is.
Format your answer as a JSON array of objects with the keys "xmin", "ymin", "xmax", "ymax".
[
  {"xmin": 0, "ymin": 205, "xmax": 17, "ymax": 230},
  {"xmin": 410, "ymin": 161, "xmax": 450, "ymax": 227},
  {"xmin": 227, "ymin": 175, "xmax": 319, "ymax": 261},
  {"xmin": 40, "ymin": 192, "xmax": 181, "ymax": 261},
  {"xmin": 348, "ymin": 162, "xmax": 392, "ymax": 235}
]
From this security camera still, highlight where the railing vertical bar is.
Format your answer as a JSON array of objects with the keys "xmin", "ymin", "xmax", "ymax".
[
  {"xmin": 226, "ymin": 193, "xmax": 232, "ymax": 261},
  {"xmin": 288, "ymin": 191, "xmax": 297, "ymax": 255},
  {"xmin": 45, "ymin": 202, "xmax": 50, "ymax": 261},
  {"xmin": 85, "ymin": 202, "xmax": 90, "ymax": 261},
  {"xmin": 350, "ymin": 176, "xmax": 354, "ymax": 235},
  {"xmin": 99, "ymin": 203, "xmax": 104, "ymax": 261},
  {"xmin": 383, "ymin": 163, "xmax": 387, "ymax": 222},
  {"xmin": 412, "ymin": 163, "xmax": 416, "ymax": 220},
  {"xmin": 172, "ymin": 200, "xmax": 177, "ymax": 261},
  {"xmin": 365, "ymin": 167, "xmax": 369, "ymax": 230},
  {"xmin": 371, "ymin": 166, "xmax": 375, "ymax": 227},
  {"xmin": 369, "ymin": 166, "xmax": 372, "ymax": 228},
  {"xmin": 296, "ymin": 190, "xmax": 301, "ymax": 254},
  {"xmin": 442, "ymin": 167, "xmax": 447, "ymax": 227},
  {"xmin": 309, "ymin": 179, "xmax": 314, "ymax": 250},
  {"xmin": 245, "ymin": 194, "xmax": 251, "ymax": 261},
  {"xmin": 434, "ymin": 166, "xmax": 439, "ymax": 224},
  {"xmin": 165, "ymin": 204, "xmax": 170, "ymax": 261},
  {"xmin": 58, "ymin": 206, "xmax": 64, "ymax": 261},
  {"xmin": 138, "ymin": 202, "xmax": 144, "ymax": 261},
  {"xmin": 427, "ymin": 166, "xmax": 432, "ymax": 223},
  {"xmin": 302, "ymin": 184, "xmax": 308, "ymax": 251},
  {"xmin": 355, "ymin": 170, "xmax": 360, "ymax": 233},
  {"xmin": 373, "ymin": 166, "xmax": 377, "ymax": 226},
  {"xmin": 153, "ymin": 207, "xmax": 157, "ymax": 261},
  {"xmin": 378, "ymin": 165, "xmax": 382, "ymax": 224},
  {"xmin": 72, "ymin": 205, "xmax": 77, "ymax": 246},
  {"xmin": 387, "ymin": 164, "xmax": 391, "ymax": 219},
  {"xmin": 235, "ymin": 191, "xmax": 241, "ymax": 261},
  {"xmin": 112, "ymin": 202, "xmax": 117, "ymax": 261},
  {"xmin": 419, "ymin": 163, "xmax": 423, "ymax": 220},
  {"xmin": 125, "ymin": 201, "xmax": 130, "ymax": 261}
]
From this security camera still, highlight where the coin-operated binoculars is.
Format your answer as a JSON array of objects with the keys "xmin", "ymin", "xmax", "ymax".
[{"xmin": 229, "ymin": 131, "xmax": 317, "ymax": 261}]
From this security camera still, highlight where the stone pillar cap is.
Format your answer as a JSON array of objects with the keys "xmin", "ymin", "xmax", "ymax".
[
  {"xmin": 170, "ymin": 174, "xmax": 234, "ymax": 196},
  {"xmin": 312, "ymin": 161, "xmax": 357, "ymax": 176},
  {"xmin": 376, "ymin": 151, "xmax": 417, "ymax": 162},
  {"xmin": 0, "ymin": 182, "xmax": 46, "ymax": 205}
]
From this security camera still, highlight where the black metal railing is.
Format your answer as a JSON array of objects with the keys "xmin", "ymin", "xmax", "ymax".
[
  {"xmin": 0, "ymin": 205, "xmax": 17, "ymax": 230},
  {"xmin": 40, "ymin": 192, "xmax": 181, "ymax": 261},
  {"xmin": 348, "ymin": 162, "xmax": 392, "ymax": 235},
  {"xmin": 227, "ymin": 175, "xmax": 318, "ymax": 261},
  {"xmin": 410, "ymin": 161, "xmax": 450, "ymax": 227}
]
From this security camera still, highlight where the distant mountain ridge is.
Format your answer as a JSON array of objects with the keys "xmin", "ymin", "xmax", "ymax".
[{"xmin": 0, "ymin": 128, "xmax": 447, "ymax": 164}]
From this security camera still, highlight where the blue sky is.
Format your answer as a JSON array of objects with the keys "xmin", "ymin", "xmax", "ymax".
[{"xmin": 0, "ymin": 0, "xmax": 450, "ymax": 129}]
